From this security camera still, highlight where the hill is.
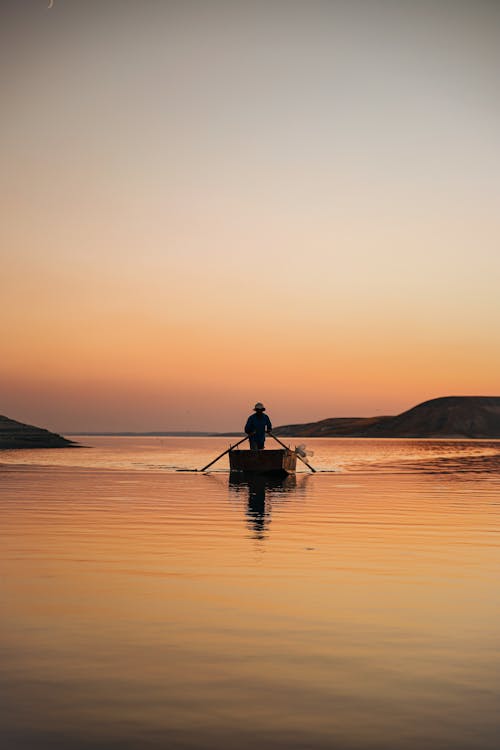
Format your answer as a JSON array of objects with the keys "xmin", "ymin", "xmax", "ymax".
[
  {"xmin": 0, "ymin": 415, "xmax": 77, "ymax": 449},
  {"xmin": 274, "ymin": 397, "xmax": 500, "ymax": 439}
]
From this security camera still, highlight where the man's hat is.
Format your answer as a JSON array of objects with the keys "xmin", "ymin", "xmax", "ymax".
[{"xmin": 254, "ymin": 402, "xmax": 266, "ymax": 411}]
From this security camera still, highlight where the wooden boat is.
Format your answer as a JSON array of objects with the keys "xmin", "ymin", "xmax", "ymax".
[{"xmin": 229, "ymin": 448, "xmax": 297, "ymax": 475}]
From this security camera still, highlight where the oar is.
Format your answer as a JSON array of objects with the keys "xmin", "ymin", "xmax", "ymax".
[
  {"xmin": 200, "ymin": 435, "xmax": 249, "ymax": 472},
  {"xmin": 270, "ymin": 433, "xmax": 317, "ymax": 473}
]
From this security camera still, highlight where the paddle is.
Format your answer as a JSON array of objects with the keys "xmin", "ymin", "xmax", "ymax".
[
  {"xmin": 199, "ymin": 435, "xmax": 249, "ymax": 472},
  {"xmin": 269, "ymin": 433, "xmax": 317, "ymax": 473}
]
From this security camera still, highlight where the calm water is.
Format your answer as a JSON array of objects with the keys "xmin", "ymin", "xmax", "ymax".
[{"xmin": 2, "ymin": 438, "xmax": 500, "ymax": 749}]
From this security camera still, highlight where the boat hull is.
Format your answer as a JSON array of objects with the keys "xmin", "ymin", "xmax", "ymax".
[{"xmin": 229, "ymin": 448, "xmax": 296, "ymax": 475}]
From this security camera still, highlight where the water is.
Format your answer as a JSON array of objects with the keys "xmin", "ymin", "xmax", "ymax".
[{"xmin": 1, "ymin": 438, "xmax": 500, "ymax": 749}]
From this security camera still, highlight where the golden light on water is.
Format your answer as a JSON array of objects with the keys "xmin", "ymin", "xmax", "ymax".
[{"xmin": 2, "ymin": 439, "xmax": 500, "ymax": 749}]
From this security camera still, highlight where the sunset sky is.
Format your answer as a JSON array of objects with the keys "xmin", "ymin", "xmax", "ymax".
[{"xmin": 1, "ymin": 0, "xmax": 499, "ymax": 432}]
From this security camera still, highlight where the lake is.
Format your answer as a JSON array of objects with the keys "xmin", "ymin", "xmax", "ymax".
[{"xmin": 1, "ymin": 437, "xmax": 500, "ymax": 749}]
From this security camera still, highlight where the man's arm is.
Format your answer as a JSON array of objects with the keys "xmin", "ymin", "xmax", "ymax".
[
  {"xmin": 245, "ymin": 416, "xmax": 254, "ymax": 434},
  {"xmin": 266, "ymin": 415, "xmax": 273, "ymax": 432}
]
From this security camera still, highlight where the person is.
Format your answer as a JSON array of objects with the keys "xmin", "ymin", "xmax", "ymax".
[{"xmin": 245, "ymin": 402, "xmax": 272, "ymax": 450}]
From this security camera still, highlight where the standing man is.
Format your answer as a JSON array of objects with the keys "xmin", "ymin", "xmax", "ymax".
[{"xmin": 245, "ymin": 402, "xmax": 272, "ymax": 450}]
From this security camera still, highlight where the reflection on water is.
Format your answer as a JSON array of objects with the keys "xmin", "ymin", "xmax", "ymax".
[
  {"xmin": 2, "ymin": 435, "xmax": 500, "ymax": 475},
  {"xmin": 229, "ymin": 473, "xmax": 298, "ymax": 539},
  {"xmin": 376, "ymin": 450, "xmax": 500, "ymax": 475},
  {"xmin": 1, "ymin": 439, "xmax": 500, "ymax": 750}
]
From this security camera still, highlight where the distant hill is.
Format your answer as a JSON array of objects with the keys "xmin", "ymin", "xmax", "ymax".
[
  {"xmin": 0, "ymin": 415, "xmax": 77, "ymax": 449},
  {"xmin": 274, "ymin": 397, "xmax": 500, "ymax": 439}
]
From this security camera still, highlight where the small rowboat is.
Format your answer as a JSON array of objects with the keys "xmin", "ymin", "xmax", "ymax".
[{"xmin": 229, "ymin": 448, "xmax": 297, "ymax": 475}]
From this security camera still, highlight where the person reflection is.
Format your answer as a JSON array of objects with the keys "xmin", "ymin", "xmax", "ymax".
[
  {"xmin": 229, "ymin": 473, "xmax": 296, "ymax": 540},
  {"xmin": 246, "ymin": 475, "xmax": 268, "ymax": 538}
]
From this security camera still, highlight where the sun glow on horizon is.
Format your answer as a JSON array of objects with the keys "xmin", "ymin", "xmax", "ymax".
[{"xmin": 1, "ymin": 1, "xmax": 499, "ymax": 432}]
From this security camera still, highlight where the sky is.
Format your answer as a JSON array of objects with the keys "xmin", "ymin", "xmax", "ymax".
[{"xmin": 1, "ymin": 0, "xmax": 499, "ymax": 432}]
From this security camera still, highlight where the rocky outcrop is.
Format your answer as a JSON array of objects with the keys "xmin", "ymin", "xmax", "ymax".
[
  {"xmin": 0, "ymin": 415, "xmax": 77, "ymax": 449},
  {"xmin": 275, "ymin": 397, "xmax": 500, "ymax": 438},
  {"xmin": 273, "ymin": 416, "xmax": 392, "ymax": 437}
]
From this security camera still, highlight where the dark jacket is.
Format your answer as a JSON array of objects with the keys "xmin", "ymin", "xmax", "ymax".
[{"xmin": 245, "ymin": 412, "xmax": 272, "ymax": 439}]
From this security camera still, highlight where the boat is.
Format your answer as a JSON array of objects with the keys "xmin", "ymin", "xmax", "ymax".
[{"xmin": 228, "ymin": 447, "xmax": 297, "ymax": 475}]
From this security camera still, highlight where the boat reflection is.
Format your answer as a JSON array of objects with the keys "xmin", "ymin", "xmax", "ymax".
[{"xmin": 229, "ymin": 472, "xmax": 297, "ymax": 539}]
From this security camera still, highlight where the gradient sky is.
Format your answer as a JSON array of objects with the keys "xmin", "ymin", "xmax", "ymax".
[{"xmin": 1, "ymin": 0, "xmax": 499, "ymax": 432}]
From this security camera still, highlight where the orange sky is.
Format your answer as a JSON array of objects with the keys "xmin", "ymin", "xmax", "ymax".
[{"xmin": 1, "ymin": 1, "xmax": 499, "ymax": 432}]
